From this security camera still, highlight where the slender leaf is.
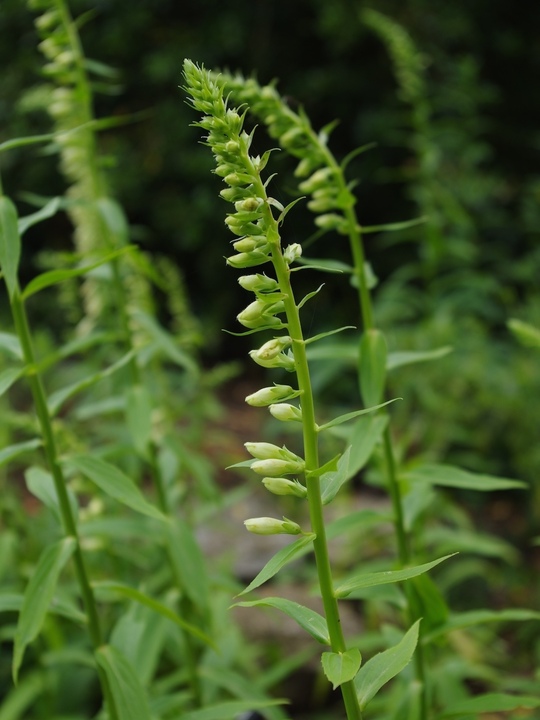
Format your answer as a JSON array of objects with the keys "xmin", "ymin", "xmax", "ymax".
[
  {"xmin": 387, "ymin": 346, "xmax": 452, "ymax": 371},
  {"xmin": 25, "ymin": 466, "xmax": 78, "ymax": 523},
  {"xmin": 126, "ymin": 385, "xmax": 152, "ymax": 460},
  {"xmin": 17, "ymin": 197, "xmax": 61, "ymax": 236},
  {"xmin": 239, "ymin": 534, "xmax": 315, "ymax": 595},
  {"xmin": 236, "ymin": 597, "xmax": 329, "ymax": 645},
  {"xmin": 0, "ymin": 367, "xmax": 23, "ymax": 398},
  {"xmin": 355, "ymin": 620, "xmax": 420, "ymax": 709},
  {"xmin": 0, "ymin": 439, "xmax": 42, "ymax": 469},
  {"xmin": 335, "ymin": 555, "xmax": 456, "ymax": 598},
  {"xmin": 346, "ymin": 414, "xmax": 388, "ymax": 479},
  {"xmin": 22, "ymin": 246, "xmax": 133, "ymax": 300},
  {"xmin": 166, "ymin": 519, "xmax": 209, "ymax": 611},
  {"xmin": 132, "ymin": 310, "xmax": 198, "ymax": 374},
  {"xmin": 95, "ymin": 645, "xmax": 153, "ymax": 720},
  {"xmin": 297, "ymin": 284, "xmax": 324, "ymax": 310},
  {"xmin": 507, "ymin": 318, "xmax": 540, "ymax": 348},
  {"xmin": 326, "ymin": 509, "xmax": 390, "ymax": 541},
  {"xmin": 321, "ymin": 447, "xmax": 352, "ymax": 505},
  {"xmin": 0, "ymin": 671, "xmax": 45, "ymax": 720},
  {"xmin": 424, "ymin": 608, "xmax": 540, "ymax": 643},
  {"xmin": 93, "ymin": 581, "xmax": 214, "ymax": 648},
  {"xmin": 65, "ymin": 455, "xmax": 166, "ymax": 521},
  {"xmin": 13, "ymin": 537, "xmax": 76, "ymax": 682},
  {"xmin": 0, "ymin": 332, "xmax": 22, "ymax": 360},
  {"xmin": 359, "ymin": 329, "xmax": 387, "ymax": 407},
  {"xmin": 296, "ymin": 256, "xmax": 353, "ymax": 273},
  {"xmin": 322, "ymin": 648, "xmax": 362, "ymax": 689},
  {"xmin": 403, "ymin": 463, "xmax": 526, "ymax": 491},
  {"xmin": 361, "ymin": 216, "xmax": 427, "ymax": 234},
  {"xmin": 440, "ymin": 693, "xmax": 540, "ymax": 717},
  {"xmin": 180, "ymin": 699, "xmax": 286, "ymax": 720},
  {"xmin": 0, "ymin": 195, "xmax": 21, "ymax": 298},
  {"xmin": 48, "ymin": 350, "xmax": 136, "ymax": 416},
  {"xmin": 305, "ymin": 325, "xmax": 356, "ymax": 345},
  {"xmin": 317, "ymin": 399, "xmax": 399, "ymax": 433}
]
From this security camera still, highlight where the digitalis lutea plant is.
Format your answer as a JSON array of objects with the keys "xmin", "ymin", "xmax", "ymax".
[{"xmin": 184, "ymin": 59, "xmax": 423, "ymax": 720}]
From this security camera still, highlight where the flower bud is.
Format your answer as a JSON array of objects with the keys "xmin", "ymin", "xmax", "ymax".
[
  {"xmin": 233, "ymin": 237, "xmax": 260, "ymax": 253},
  {"xmin": 237, "ymin": 299, "xmax": 281, "ymax": 328},
  {"xmin": 251, "ymin": 457, "xmax": 305, "ymax": 477},
  {"xmin": 283, "ymin": 243, "xmax": 302, "ymax": 264},
  {"xmin": 225, "ymin": 140, "xmax": 240, "ymax": 153},
  {"xmin": 235, "ymin": 197, "xmax": 262, "ymax": 213},
  {"xmin": 245, "ymin": 441, "xmax": 283, "ymax": 460},
  {"xmin": 253, "ymin": 336, "xmax": 292, "ymax": 361},
  {"xmin": 269, "ymin": 403, "xmax": 303, "ymax": 422},
  {"xmin": 262, "ymin": 477, "xmax": 308, "ymax": 498},
  {"xmin": 238, "ymin": 274, "xmax": 279, "ymax": 293},
  {"xmin": 249, "ymin": 350, "xmax": 295, "ymax": 371},
  {"xmin": 245, "ymin": 384, "xmax": 297, "ymax": 407},
  {"xmin": 227, "ymin": 252, "xmax": 271, "ymax": 269},
  {"xmin": 314, "ymin": 213, "xmax": 348, "ymax": 234},
  {"xmin": 244, "ymin": 516, "xmax": 302, "ymax": 535},
  {"xmin": 298, "ymin": 168, "xmax": 334, "ymax": 194}
]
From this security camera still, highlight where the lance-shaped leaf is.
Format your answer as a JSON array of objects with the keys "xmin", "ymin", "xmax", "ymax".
[
  {"xmin": 322, "ymin": 648, "xmax": 362, "ymax": 689},
  {"xmin": 17, "ymin": 197, "xmax": 61, "ymax": 236},
  {"xmin": 320, "ymin": 447, "xmax": 352, "ymax": 505},
  {"xmin": 402, "ymin": 463, "xmax": 525, "ymax": 491},
  {"xmin": 92, "ymin": 582, "xmax": 214, "ymax": 648},
  {"xmin": 386, "ymin": 346, "xmax": 452, "ymax": 371},
  {"xmin": 359, "ymin": 329, "xmax": 387, "ymax": 408},
  {"xmin": 126, "ymin": 385, "xmax": 153, "ymax": 460},
  {"xmin": 95, "ymin": 645, "xmax": 153, "ymax": 720},
  {"xmin": 317, "ymin": 399, "xmax": 399, "ymax": 433},
  {"xmin": 22, "ymin": 246, "xmax": 133, "ymax": 300},
  {"xmin": 361, "ymin": 216, "xmax": 427, "ymax": 234},
  {"xmin": 65, "ymin": 455, "xmax": 166, "ymax": 521},
  {"xmin": 0, "ymin": 195, "xmax": 21, "ymax": 298},
  {"xmin": 355, "ymin": 620, "xmax": 420, "ymax": 710},
  {"xmin": 239, "ymin": 534, "xmax": 315, "ymax": 595},
  {"xmin": 236, "ymin": 597, "xmax": 329, "ymax": 645},
  {"xmin": 305, "ymin": 325, "xmax": 356, "ymax": 345},
  {"xmin": 0, "ymin": 439, "xmax": 42, "ymax": 469},
  {"xmin": 424, "ymin": 608, "xmax": 540, "ymax": 643},
  {"xmin": 345, "ymin": 414, "xmax": 388, "ymax": 480},
  {"xmin": 166, "ymin": 519, "xmax": 209, "ymax": 611},
  {"xmin": 0, "ymin": 332, "xmax": 22, "ymax": 359},
  {"xmin": 13, "ymin": 537, "xmax": 76, "ymax": 682},
  {"xmin": 335, "ymin": 554, "xmax": 456, "ymax": 598},
  {"xmin": 440, "ymin": 693, "xmax": 540, "ymax": 717},
  {"xmin": 507, "ymin": 318, "xmax": 540, "ymax": 348},
  {"xmin": 25, "ymin": 466, "xmax": 79, "ymax": 524},
  {"xmin": 0, "ymin": 367, "xmax": 23, "ymax": 398},
  {"xmin": 180, "ymin": 699, "xmax": 286, "ymax": 720}
]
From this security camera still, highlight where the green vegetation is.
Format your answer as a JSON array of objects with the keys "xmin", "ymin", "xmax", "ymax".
[{"xmin": 0, "ymin": 2, "xmax": 539, "ymax": 719}]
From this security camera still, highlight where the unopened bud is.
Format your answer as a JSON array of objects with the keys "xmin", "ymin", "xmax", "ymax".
[
  {"xmin": 283, "ymin": 243, "xmax": 302, "ymax": 264},
  {"xmin": 238, "ymin": 274, "xmax": 279, "ymax": 293},
  {"xmin": 244, "ymin": 516, "xmax": 302, "ymax": 535},
  {"xmin": 253, "ymin": 336, "xmax": 292, "ymax": 361},
  {"xmin": 251, "ymin": 457, "xmax": 305, "ymax": 477},
  {"xmin": 245, "ymin": 384, "xmax": 297, "ymax": 407},
  {"xmin": 298, "ymin": 168, "xmax": 334, "ymax": 194},
  {"xmin": 235, "ymin": 197, "xmax": 262, "ymax": 212},
  {"xmin": 227, "ymin": 252, "xmax": 271, "ymax": 269},
  {"xmin": 269, "ymin": 403, "xmax": 302, "ymax": 422},
  {"xmin": 249, "ymin": 349, "xmax": 295, "ymax": 371},
  {"xmin": 245, "ymin": 441, "xmax": 283, "ymax": 460},
  {"xmin": 262, "ymin": 477, "xmax": 308, "ymax": 498}
]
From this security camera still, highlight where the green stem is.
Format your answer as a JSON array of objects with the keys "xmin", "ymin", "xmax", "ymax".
[
  {"xmin": 10, "ymin": 289, "xmax": 119, "ymax": 720},
  {"xmin": 270, "ymin": 241, "xmax": 363, "ymax": 720}
]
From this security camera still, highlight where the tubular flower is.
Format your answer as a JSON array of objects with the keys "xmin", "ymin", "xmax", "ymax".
[
  {"xmin": 244, "ymin": 517, "xmax": 302, "ymax": 536},
  {"xmin": 245, "ymin": 384, "xmax": 299, "ymax": 407}
]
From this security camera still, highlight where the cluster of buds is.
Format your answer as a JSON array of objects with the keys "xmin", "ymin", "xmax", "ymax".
[
  {"xmin": 214, "ymin": 72, "xmax": 354, "ymax": 236},
  {"xmin": 185, "ymin": 61, "xmax": 308, "ymax": 536}
]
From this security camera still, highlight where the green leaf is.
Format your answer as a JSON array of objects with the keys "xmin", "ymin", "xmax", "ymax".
[
  {"xmin": 507, "ymin": 318, "xmax": 540, "ymax": 348},
  {"xmin": 321, "ymin": 447, "xmax": 352, "ymax": 505},
  {"xmin": 0, "ymin": 332, "xmax": 22, "ymax": 360},
  {"xmin": 0, "ymin": 439, "xmax": 42, "ymax": 469},
  {"xmin": 97, "ymin": 197, "xmax": 129, "ymax": 246},
  {"xmin": 48, "ymin": 349, "xmax": 136, "ymax": 416},
  {"xmin": 361, "ymin": 216, "xmax": 427, "ymax": 234},
  {"xmin": 359, "ymin": 329, "xmax": 387, "ymax": 407},
  {"xmin": 296, "ymin": 256, "xmax": 353, "ymax": 274},
  {"xmin": 425, "ymin": 526, "xmax": 517, "ymax": 562},
  {"xmin": 236, "ymin": 597, "xmax": 330, "ymax": 645},
  {"xmin": 25, "ymin": 466, "xmax": 79, "ymax": 523},
  {"xmin": 95, "ymin": 645, "xmax": 153, "ymax": 720},
  {"xmin": 180, "ymin": 699, "xmax": 286, "ymax": 720},
  {"xmin": 346, "ymin": 414, "xmax": 388, "ymax": 479},
  {"xmin": 166, "ymin": 519, "xmax": 209, "ymax": 610},
  {"xmin": 239, "ymin": 534, "xmax": 315, "ymax": 595},
  {"xmin": 0, "ymin": 195, "xmax": 21, "ymax": 298},
  {"xmin": 321, "ymin": 648, "xmax": 362, "ymax": 689},
  {"xmin": 17, "ymin": 197, "xmax": 61, "ymax": 237},
  {"xmin": 277, "ymin": 196, "xmax": 305, "ymax": 224},
  {"xmin": 355, "ymin": 620, "xmax": 420, "ymax": 710},
  {"xmin": 402, "ymin": 463, "xmax": 526, "ymax": 491},
  {"xmin": 22, "ymin": 246, "xmax": 133, "ymax": 300},
  {"xmin": 0, "ymin": 367, "xmax": 23, "ymax": 398},
  {"xmin": 440, "ymin": 693, "xmax": 540, "ymax": 717},
  {"xmin": 132, "ymin": 310, "xmax": 198, "ymax": 374},
  {"xmin": 424, "ymin": 608, "xmax": 540, "ymax": 643},
  {"xmin": 335, "ymin": 555, "xmax": 456, "ymax": 598},
  {"xmin": 126, "ymin": 385, "xmax": 152, "ymax": 460},
  {"xmin": 317, "ymin": 399, "xmax": 399, "ymax": 433},
  {"xmin": 92, "ymin": 581, "xmax": 214, "ymax": 648},
  {"xmin": 0, "ymin": 671, "xmax": 46, "ymax": 720},
  {"xmin": 326, "ymin": 509, "xmax": 390, "ymax": 541},
  {"xmin": 305, "ymin": 325, "xmax": 356, "ymax": 345},
  {"xmin": 386, "ymin": 346, "xmax": 452, "ymax": 371},
  {"xmin": 65, "ymin": 455, "xmax": 166, "ymax": 521},
  {"xmin": 340, "ymin": 142, "xmax": 377, "ymax": 171},
  {"xmin": 297, "ymin": 284, "xmax": 325, "ymax": 310},
  {"xmin": 13, "ymin": 537, "xmax": 76, "ymax": 682}
]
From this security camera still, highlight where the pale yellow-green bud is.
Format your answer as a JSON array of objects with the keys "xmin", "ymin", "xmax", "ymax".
[
  {"xmin": 251, "ymin": 457, "xmax": 305, "ymax": 477},
  {"xmin": 225, "ymin": 140, "xmax": 240, "ymax": 153},
  {"xmin": 269, "ymin": 403, "xmax": 302, "ymax": 422},
  {"xmin": 249, "ymin": 349, "xmax": 295, "ymax": 371},
  {"xmin": 235, "ymin": 197, "xmax": 262, "ymax": 213},
  {"xmin": 233, "ymin": 238, "xmax": 260, "ymax": 253},
  {"xmin": 283, "ymin": 243, "xmax": 302, "ymax": 264},
  {"xmin": 298, "ymin": 168, "xmax": 334, "ymax": 194},
  {"xmin": 238, "ymin": 274, "xmax": 279, "ymax": 293},
  {"xmin": 262, "ymin": 477, "xmax": 307, "ymax": 498},
  {"xmin": 244, "ymin": 516, "xmax": 302, "ymax": 535},
  {"xmin": 245, "ymin": 441, "xmax": 283, "ymax": 460},
  {"xmin": 253, "ymin": 336, "xmax": 292, "ymax": 361},
  {"xmin": 245, "ymin": 384, "xmax": 297, "ymax": 407},
  {"xmin": 227, "ymin": 252, "xmax": 271, "ymax": 269}
]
